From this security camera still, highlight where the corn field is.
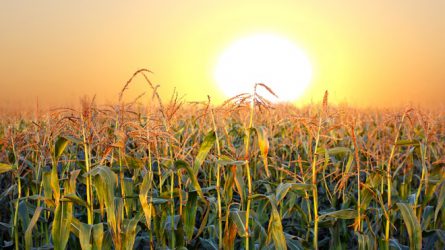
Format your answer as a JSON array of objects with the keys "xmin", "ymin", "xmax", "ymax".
[{"xmin": 0, "ymin": 78, "xmax": 444, "ymax": 249}]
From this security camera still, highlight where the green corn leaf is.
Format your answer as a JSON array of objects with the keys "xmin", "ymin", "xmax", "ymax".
[
  {"xmin": 285, "ymin": 233, "xmax": 304, "ymax": 250},
  {"xmin": 233, "ymin": 165, "xmax": 247, "ymax": 205},
  {"xmin": 62, "ymin": 135, "xmax": 83, "ymax": 145},
  {"xmin": 54, "ymin": 136, "xmax": 69, "ymax": 161},
  {"xmin": 397, "ymin": 203, "xmax": 422, "ymax": 250},
  {"xmin": 319, "ymin": 209, "xmax": 357, "ymax": 220},
  {"xmin": 122, "ymin": 213, "xmax": 142, "ymax": 250},
  {"xmin": 52, "ymin": 201, "xmax": 73, "ymax": 250},
  {"xmin": 92, "ymin": 223, "xmax": 104, "ymax": 250},
  {"xmin": 230, "ymin": 210, "xmax": 247, "ymax": 237},
  {"xmin": 193, "ymin": 130, "xmax": 216, "ymax": 174},
  {"xmin": 356, "ymin": 232, "xmax": 375, "ymax": 250},
  {"xmin": 123, "ymin": 177, "xmax": 135, "ymax": 217},
  {"xmin": 139, "ymin": 171, "xmax": 154, "ymax": 230},
  {"xmin": 193, "ymin": 201, "xmax": 210, "ymax": 240},
  {"xmin": 254, "ymin": 126, "xmax": 270, "ymax": 177},
  {"xmin": 88, "ymin": 166, "xmax": 118, "ymax": 237},
  {"xmin": 327, "ymin": 147, "xmax": 351, "ymax": 156},
  {"xmin": 175, "ymin": 160, "xmax": 204, "ymax": 200},
  {"xmin": 275, "ymin": 182, "xmax": 313, "ymax": 206},
  {"xmin": 435, "ymin": 182, "xmax": 445, "ymax": 223},
  {"xmin": 183, "ymin": 191, "xmax": 198, "ymax": 241},
  {"xmin": 217, "ymin": 155, "xmax": 247, "ymax": 166},
  {"xmin": 61, "ymin": 193, "xmax": 88, "ymax": 208},
  {"xmin": 50, "ymin": 162, "xmax": 60, "ymax": 205},
  {"xmin": 25, "ymin": 206, "xmax": 43, "ymax": 250},
  {"xmin": 79, "ymin": 222, "xmax": 93, "ymax": 250},
  {"xmin": 266, "ymin": 203, "xmax": 287, "ymax": 250},
  {"xmin": 199, "ymin": 238, "xmax": 218, "ymax": 250},
  {"xmin": 18, "ymin": 201, "xmax": 30, "ymax": 235},
  {"xmin": 0, "ymin": 163, "xmax": 15, "ymax": 174}
]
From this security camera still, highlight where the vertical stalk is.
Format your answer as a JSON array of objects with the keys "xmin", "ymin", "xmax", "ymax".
[
  {"xmin": 81, "ymin": 115, "xmax": 94, "ymax": 225},
  {"xmin": 351, "ymin": 126, "xmax": 362, "ymax": 231},
  {"xmin": 14, "ymin": 172, "xmax": 21, "ymax": 250},
  {"xmin": 311, "ymin": 116, "xmax": 322, "ymax": 250},
  {"xmin": 210, "ymin": 108, "xmax": 223, "ymax": 249},
  {"xmin": 385, "ymin": 112, "xmax": 407, "ymax": 241},
  {"xmin": 11, "ymin": 132, "xmax": 20, "ymax": 250},
  {"xmin": 244, "ymin": 84, "xmax": 256, "ymax": 250}
]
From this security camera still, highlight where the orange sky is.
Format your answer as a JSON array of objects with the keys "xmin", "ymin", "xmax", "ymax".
[{"xmin": 1, "ymin": 1, "xmax": 444, "ymax": 111}]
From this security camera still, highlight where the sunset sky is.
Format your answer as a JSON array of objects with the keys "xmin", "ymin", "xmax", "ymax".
[{"xmin": 1, "ymin": 1, "xmax": 444, "ymax": 111}]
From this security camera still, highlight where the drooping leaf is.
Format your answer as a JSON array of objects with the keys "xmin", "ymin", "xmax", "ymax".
[
  {"xmin": 54, "ymin": 136, "xmax": 69, "ymax": 161},
  {"xmin": 50, "ymin": 162, "xmax": 60, "ymax": 205},
  {"xmin": 199, "ymin": 238, "xmax": 218, "ymax": 250},
  {"xmin": 122, "ymin": 213, "xmax": 142, "ymax": 250},
  {"xmin": 230, "ymin": 210, "xmax": 247, "ymax": 237},
  {"xmin": 61, "ymin": 193, "xmax": 88, "ymax": 208},
  {"xmin": 62, "ymin": 135, "xmax": 83, "ymax": 145},
  {"xmin": 193, "ymin": 130, "xmax": 216, "ymax": 174},
  {"xmin": 175, "ymin": 160, "xmax": 204, "ymax": 200},
  {"xmin": 92, "ymin": 223, "xmax": 104, "ymax": 250},
  {"xmin": 254, "ymin": 126, "xmax": 270, "ymax": 177},
  {"xmin": 266, "ymin": 202, "xmax": 287, "ymax": 250},
  {"xmin": 139, "ymin": 171, "xmax": 154, "ymax": 230},
  {"xmin": 397, "ymin": 203, "xmax": 422, "ymax": 250},
  {"xmin": 217, "ymin": 155, "xmax": 247, "ymax": 166},
  {"xmin": 25, "ymin": 206, "xmax": 43, "ymax": 250},
  {"xmin": 232, "ymin": 165, "xmax": 247, "ymax": 206},
  {"xmin": 183, "ymin": 191, "xmax": 198, "ymax": 241},
  {"xmin": 435, "ymin": 182, "xmax": 445, "ymax": 223},
  {"xmin": 0, "ymin": 163, "xmax": 15, "ymax": 175},
  {"xmin": 319, "ymin": 209, "xmax": 357, "ymax": 220},
  {"xmin": 275, "ymin": 182, "xmax": 313, "ymax": 206},
  {"xmin": 52, "ymin": 201, "xmax": 73, "ymax": 250},
  {"xmin": 79, "ymin": 222, "xmax": 93, "ymax": 250}
]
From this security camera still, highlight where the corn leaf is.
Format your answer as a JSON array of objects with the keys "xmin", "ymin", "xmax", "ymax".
[
  {"xmin": 52, "ymin": 201, "xmax": 73, "ymax": 250},
  {"xmin": 183, "ymin": 191, "xmax": 198, "ymax": 241},
  {"xmin": 92, "ymin": 223, "xmax": 104, "ymax": 250},
  {"xmin": 230, "ymin": 210, "xmax": 247, "ymax": 237},
  {"xmin": 25, "ymin": 206, "xmax": 42, "ymax": 250},
  {"xmin": 122, "ymin": 213, "xmax": 142, "ymax": 250},
  {"xmin": 139, "ymin": 171, "xmax": 154, "ymax": 230},
  {"xmin": 193, "ymin": 130, "xmax": 216, "ymax": 174},
  {"xmin": 266, "ymin": 202, "xmax": 287, "ymax": 250},
  {"xmin": 79, "ymin": 222, "xmax": 93, "ymax": 250},
  {"xmin": 175, "ymin": 160, "xmax": 204, "ymax": 200},
  {"xmin": 0, "ymin": 163, "xmax": 15, "ymax": 174},
  {"xmin": 319, "ymin": 209, "xmax": 357, "ymax": 220},
  {"xmin": 254, "ymin": 126, "xmax": 270, "ymax": 177},
  {"xmin": 397, "ymin": 203, "xmax": 422, "ymax": 250},
  {"xmin": 54, "ymin": 136, "xmax": 69, "ymax": 161}
]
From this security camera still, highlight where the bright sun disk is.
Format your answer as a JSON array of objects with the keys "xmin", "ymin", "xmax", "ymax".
[{"xmin": 214, "ymin": 34, "xmax": 312, "ymax": 102}]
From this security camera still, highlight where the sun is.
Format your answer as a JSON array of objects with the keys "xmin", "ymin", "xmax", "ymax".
[{"xmin": 214, "ymin": 34, "xmax": 312, "ymax": 102}]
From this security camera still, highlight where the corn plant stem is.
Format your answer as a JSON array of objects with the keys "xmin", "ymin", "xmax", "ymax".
[
  {"xmin": 244, "ymin": 95, "xmax": 255, "ymax": 250},
  {"xmin": 119, "ymin": 150, "xmax": 126, "ymax": 220},
  {"xmin": 210, "ymin": 108, "xmax": 223, "ymax": 249},
  {"xmin": 311, "ymin": 116, "xmax": 321, "ymax": 250},
  {"xmin": 81, "ymin": 117, "xmax": 94, "ymax": 225},
  {"xmin": 147, "ymin": 136, "xmax": 154, "ymax": 249},
  {"xmin": 14, "ymin": 172, "xmax": 21, "ymax": 250},
  {"xmin": 385, "ymin": 112, "xmax": 406, "ymax": 241},
  {"xmin": 11, "ymin": 133, "xmax": 20, "ymax": 250},
  {"xmin": 351, "ymin": 127, "xmax": 362, "ymax": 231},
  {"xmin": 414, "ymin": 143, "xmax": 426, "ymax": 216}
]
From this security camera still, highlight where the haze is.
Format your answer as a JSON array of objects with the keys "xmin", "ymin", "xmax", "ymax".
[{"xmin": 1, "ymin": 1, "xmax": 444, "ymax": 112}]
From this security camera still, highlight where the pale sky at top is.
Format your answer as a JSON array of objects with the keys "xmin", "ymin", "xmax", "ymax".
[{"xmin": 1, "ymin": 1, "xmax": 444, "ymax": 111}]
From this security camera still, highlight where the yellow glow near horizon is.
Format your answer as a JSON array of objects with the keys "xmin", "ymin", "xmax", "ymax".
[{"xmin": 214, "ymin": 34, "xmax": 312, "ymax": 102}]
